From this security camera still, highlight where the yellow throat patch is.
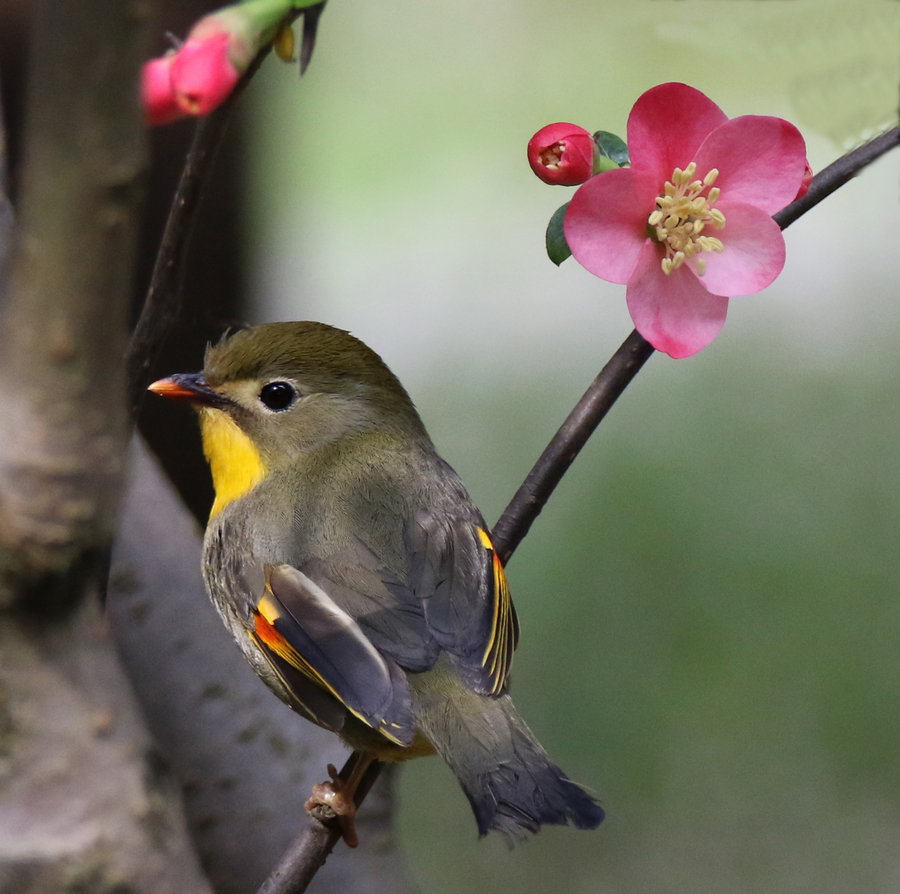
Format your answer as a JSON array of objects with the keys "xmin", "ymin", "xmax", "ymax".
[{"xmin": 199, "ymin": 408, "xmax": 267, "ymax": 519}]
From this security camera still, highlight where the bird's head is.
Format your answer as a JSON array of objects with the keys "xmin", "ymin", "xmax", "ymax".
[{"xmin": 149, "ymin": 321, "xmax": 425, "ymax": 516}]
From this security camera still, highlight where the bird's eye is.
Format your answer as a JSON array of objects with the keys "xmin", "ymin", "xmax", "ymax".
[{"xmin": 259, "ymin": 381, "xmax": 297, "ymax": 412}]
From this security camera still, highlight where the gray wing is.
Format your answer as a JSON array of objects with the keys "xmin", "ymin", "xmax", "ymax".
[
  {"xmin": 301, "ymin": 504, "xmax": 518, "ymax": 698},
  {"xmin": 250, "ymin": 563, "xmax": 416, "ymax": 746}
]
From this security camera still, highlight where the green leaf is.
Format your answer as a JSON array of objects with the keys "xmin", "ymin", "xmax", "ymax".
[
  {"xmin": 546, "ymin": 202, "xmax": 572, "ymax": 266},
  {"xmin": 594, "ymin": 155, "xmax": 620, "ymax": 174},
  {"xmin": 592, "ymin": 130, "xmax": 629, "ymax": 168}
]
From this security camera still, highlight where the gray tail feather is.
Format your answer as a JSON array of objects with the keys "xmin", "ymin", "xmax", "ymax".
[
  {"xmin": 413, "ymin": 677, "xmax": 604, "ymax": 841},
  {"xmin": 457, "ymin": 721, "xmax": 605, "ymax": 841}
]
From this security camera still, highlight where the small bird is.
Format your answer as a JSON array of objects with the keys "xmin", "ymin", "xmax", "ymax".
[{"xmin": 149, "ymin": 321, "xmax": 603, "ymax": 844}]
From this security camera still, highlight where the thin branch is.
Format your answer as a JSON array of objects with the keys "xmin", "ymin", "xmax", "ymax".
[
  {"xmin": 255, "ymin": 758, "xmax": 382, "ymax": 894},
  {"xmin": 258, "ymin": 121, "xmax": 900, "ymax": 894},
  {"xmin": 126, "ymin": 3, "xmax": 326, "ymax": 413},
  {"xmin": 126, "ymin": 47, "xmax": 267, "ymax": 413},
  {"xmin": 493, "ymin": 121, "xmax": 900, "ymax": 562},
  {"xmin": 0, "ymin": 79, "xmax": 12, "ymax": 296},
  {"xmin": 256, "ymin": 813, "xmax": 339, "ymax": 894},
  {"xmin": 774, "ymin": 124, "xmax": 900, "ymax": 231},
  {"xmin": 491, "ymin": 329, "xmax": 654, "ymax": 563}
]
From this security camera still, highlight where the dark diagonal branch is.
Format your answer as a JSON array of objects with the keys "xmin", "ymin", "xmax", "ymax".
[
  {"xmin": 491, "ymin": 329, "xmax": 654, "ymax": 563},
  {"xmin": 126, "ymin": 50, "xmax": 264, "ymax": 412},
  {"xmin": 775, "ymin": 124, "xmax": 900, "ymax": 231},
  {"xmin": 260, "ymin": 120, "xmax": 900, "ymax": 894},
  {"xmin": 494, "ymin": 121, "xmax": 900, "ymax": 562},
  {"xmin": 255, "ymin": 758, "xmax": 382, "ymax": 894}
]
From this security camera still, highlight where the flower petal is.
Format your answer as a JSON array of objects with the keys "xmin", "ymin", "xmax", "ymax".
[
  {"xmin": 628, "ymin": 82, "xmax": 728, "ymax": 178},
  {"xmin": 564, "ymin": 169, "xmax": 653, "ymax": 284},
  {"xmin": 141, "ymin": 55, "xmax": 185, "ymax": 126},
  {"xmin": 694, "ymin": 116, "xmax": 807, "ymax": 214},
  {"xmin": 689, "ymin": 201, "xmax": 785, "ymax": 296},
  {"xmin": 627, "ymin": 241, "xmax": 728, "ymax": 358}
]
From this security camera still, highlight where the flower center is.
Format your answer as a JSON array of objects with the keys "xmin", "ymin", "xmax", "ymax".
[
  {"xmin": 539, "ymin": 141, "xmax": 566, "ymax": 168},
  {"xmin": 648, "ymin": 162, "xmax": 726, "ymax": 276}
]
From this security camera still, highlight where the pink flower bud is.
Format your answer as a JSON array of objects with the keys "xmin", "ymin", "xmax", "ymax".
[
  {"xmin": 141, "ymin": 54, "xmax": 185, "ymax": 126},
  {"xmin": 528, "ymin": 123, "xmax": 595, "ymax": 185},
  {"xmin": 793, "ymin": 159, "xmax": 813, "ymax": 200},
  {"xmin": 170, "ymin": 31, "xmax": 241, "ymax": 116}
]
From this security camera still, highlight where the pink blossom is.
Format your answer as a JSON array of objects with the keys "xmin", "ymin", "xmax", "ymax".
[
  {"xmin": 141, "ymin": 27, "xmax": 245, "ymax": 124},
  {"xmin": 528, "ymin": 123, "xmax": 595, "ymax": 185},
  {"xmin": 141, "ymin": 4, "xmax": 271, "ymax": 125},
  {"xmin": 564, "ymin": 82, "xmax": 807, "ymax": 358},
  {"xmin": 170, "ymin": 30, "xmax": 242, "ymax": 117},
  {"xmin": 141, "ymin": 54, "xmax": 185, "ymax": 126}
]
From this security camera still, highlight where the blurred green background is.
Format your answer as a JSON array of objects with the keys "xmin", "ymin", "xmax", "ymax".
[{"xmin": 240, "ymin": 1, "xmax": 899, "ymax": 891}]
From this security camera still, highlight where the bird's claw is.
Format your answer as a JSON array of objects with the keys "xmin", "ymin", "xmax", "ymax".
[{"xmin": 305, "ymin": 763, "xmax": 360, "ymax": 848}]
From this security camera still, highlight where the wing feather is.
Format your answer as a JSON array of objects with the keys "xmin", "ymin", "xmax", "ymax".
[
  {"xmin": 254, "ymin": 564, "xmax": 415, "ymax": 746},
  {"xmin": 406, "ymin": 513, "xmax": 519, "ymax": 696}
]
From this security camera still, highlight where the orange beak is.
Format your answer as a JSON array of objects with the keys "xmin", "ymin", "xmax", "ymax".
[{"xmin": 147, "ymin": 373, "xmax": 228, "ymax": 407}]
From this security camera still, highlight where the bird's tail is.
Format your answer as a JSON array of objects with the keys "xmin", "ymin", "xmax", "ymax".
[{"xmin": 410, "ymin": 670, "xmax": 604, "ymax": 841}]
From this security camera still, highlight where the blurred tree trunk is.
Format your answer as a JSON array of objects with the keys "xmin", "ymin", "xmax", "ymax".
[
  {"xmin": 0, "ymin": 3, "xmax": 415, "ymax": 891},
  {"xmin": 0, "ymin": 1, "xmax": 209, "ymax": 891}
]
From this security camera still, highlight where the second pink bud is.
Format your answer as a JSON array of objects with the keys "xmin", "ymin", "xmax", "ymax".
[{"xmin": 527, "ymin": 123, "xmax": 595, "ymax": 186}]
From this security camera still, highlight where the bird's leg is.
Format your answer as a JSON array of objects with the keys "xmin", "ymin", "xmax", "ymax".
[{"xmin": 304, "ymin": 751, "xmax": 375, "ymax": 848}]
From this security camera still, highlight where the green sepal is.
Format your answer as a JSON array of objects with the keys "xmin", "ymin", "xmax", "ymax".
[
  {"xmin": 592, "ymin": 130, "xmax": 630, "ymax": 169},
  {"xmin": 546, "ymin": 202, "xmax": 572, "ymax": 266}
]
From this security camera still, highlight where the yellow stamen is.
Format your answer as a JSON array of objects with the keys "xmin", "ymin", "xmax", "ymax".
[
  {"xmin": 649, "ymin": 162, "xmax": 726, "ymax": 277},
  {"xmin": 539, "ymin": 142, "xmax": 564, "ymax": 168}
]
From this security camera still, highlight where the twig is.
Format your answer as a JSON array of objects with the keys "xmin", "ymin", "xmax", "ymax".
[
  {"xmin": 126, "ymin": 5, "xmax": 322, "ymax": 413},
  {"xmin": 774, "ymin": 124, "xmax": 900, "ymax": 231},
  {"xmin": 493, "ymin": 121, "xmax": 900, "ymax": 561},
  {"xmin": 125, "ymin": 50, "xmax": 263, "ymax": 413},
  {"xmin": 491, "ymin": 329, "xmax": 654, "ymax": 563},
  {"xmin": 257, "ymin": 121, "xmax": 900, "ymax": 894},
  {"xmin": 255, "ymin": 756, "xmax": 382, "ymax": 894}
]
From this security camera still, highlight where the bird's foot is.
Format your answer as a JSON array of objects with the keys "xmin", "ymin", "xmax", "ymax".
[{"xmin": 305, "ymin": 763, "xmax": 360, "ymax": 848}]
